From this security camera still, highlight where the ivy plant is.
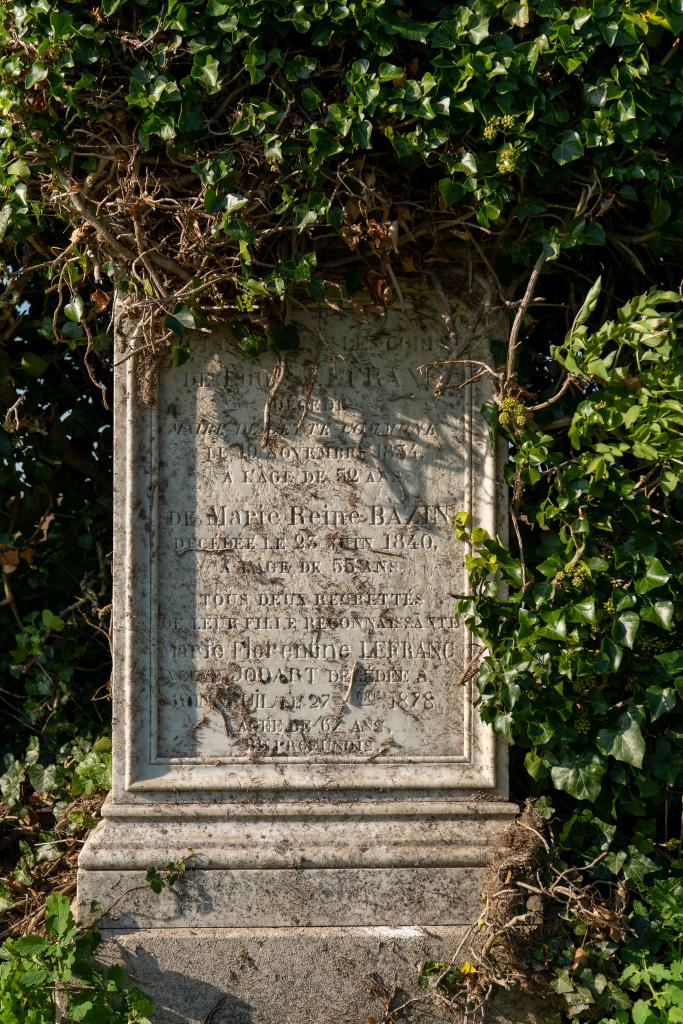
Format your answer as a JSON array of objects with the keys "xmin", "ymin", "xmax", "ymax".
[
  {"xmin": 0, "ymin": 894, "xmax": 152, "ymax": 1023},
  {"xmin": 455, "ymin": 282, "xmax": 683, "ymax": 1020}
]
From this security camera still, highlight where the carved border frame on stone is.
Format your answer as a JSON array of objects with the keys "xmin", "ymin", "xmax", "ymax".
[{"xmin": 112, "ymin": 312, "xmax": 504, "ymax": 801}]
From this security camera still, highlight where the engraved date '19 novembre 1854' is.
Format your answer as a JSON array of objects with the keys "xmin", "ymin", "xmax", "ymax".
[{"xmin": 154, "ymin": 331, "xmax": 470, "ymax": 763}]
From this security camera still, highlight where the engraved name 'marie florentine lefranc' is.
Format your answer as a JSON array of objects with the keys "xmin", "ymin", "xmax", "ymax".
[{"xmin": 153, "ymin": 320, "xmax": 472, "ymax": 765}]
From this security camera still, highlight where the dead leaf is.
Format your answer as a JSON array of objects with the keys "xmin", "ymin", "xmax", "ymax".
[
  {"xmin": 0, "ymin": 549, "xmax": 20, "ymax": 574},
  {"xmin": 340, "ymin": 224, "xmax": 362, "ymax": 250},
  {"xmin": 363, "ymin": 272, "xmax": 392, "ymax": 307},
  {"xmin": 38, "ymin": 513, "xmax": 55, "ymax": 542},
  {"xmin": 91, "ymin": 289, "xmax": 110, "ymax": 313},
  {"xmin": 571, "ymin": 947, "xmax": 588, "ymax": 971},
  {"xmin": 70, "ymin": 224, "xmax": 94, "ymax": 244},
  {"xmin": 400, "ymin": 253, "xmax": 417, "ymax": 273},
  {"xmin": 366, "ymin": 219, "xmax": 398, "ymax": 254},
  {"xmin": 344, "ymin": 198, "xmax": 362, "ymax": 223}
]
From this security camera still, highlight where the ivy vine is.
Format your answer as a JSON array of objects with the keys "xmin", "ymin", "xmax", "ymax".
[{"xmin": 0, "ymin": 0, "xmax": 682, "ymax": 357}]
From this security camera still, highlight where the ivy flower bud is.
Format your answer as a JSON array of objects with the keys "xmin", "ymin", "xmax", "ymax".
[{"xmin": 496, "ymin": 147, "xmax": 517, "ymax": 174}]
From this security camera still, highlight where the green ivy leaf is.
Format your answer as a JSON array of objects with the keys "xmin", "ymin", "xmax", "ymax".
[
  {"xmin": 645, "ymin": 686, "xmax": 676, "ymax": 722},
  {"xmin": 569, "ymin": 598, "xmax": 597, "ymax": 624},
  {"xmin": 171, "ymin": 344, "xmax": 191, "ymax": 367},
  {"xmin": 552, "ymin": 131, "xmax": 584, "ymax": 165},
  {"xmin": 7, "ymin": 159, "xmax": 30, "ymax": 178},
  {"xmin": 468, "ymin": 15, "xmax": 490, "ymax": 43},
  {"xmin": 193, "ymin": 55, "xmax": 222, "ymax": 94},
  {"xmin": 656, "ymin": 650, "xmax": 683, "ymax": 673},
  {"xmin": 49, "ymin": 11, "xmax": 74, "ymax": 41},
  {"xmin": 61, "ymin": 322, "xmax": 84, "ymax": 340},
  {"xmin": 635, "ymin": 556, "xmax": 670, "ymax": 595},
  {"xmin": 223, "ymin": 193, "xmax": 248, "ymax": 215},
  {"xmin": 0, "ymin": 879, "xmax": 15, "ymax": 912},
  {"xmin": 551, "ymin": 755, "xmax": 606, "ymax": 802},
  {"xmin": 25, "ymin": 63, "xmax": 49, "ymax": 89},
  {"xmin": 307, "ymin": 278, "xmax": 325, "ymax": 299},
  {"xmin": 164, "ymin": 305, "xmax": 195, "ymax": 335},
  {"xmin": 42, "ymin": 609, "xmax": 65, "ymax": 632},
  {"xmin": 613, "ymin": 610, "xmax": 640, "ymax": 648},
  {"xmin": 503, "ymin": 1, "xmax": 530, "ymax": 28},
  {"xmin": 64, "ymin": 296, "xmax": 85, "ymax": 323},
  {"xmin": 525, "ymin": 748, "xmax": 547, "ymax": 780},
  {"xmin": 640, "ymin": 600, "xmax": 674, "ymax": 630},
  {"xmin": 21, "ymin": 353, "xmax": 48, "ymax": 377},
  {"xmin": 597, "ymin": 708, "xmax": 646, "ymax": 768}
]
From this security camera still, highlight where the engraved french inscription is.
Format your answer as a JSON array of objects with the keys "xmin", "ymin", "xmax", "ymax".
[{"xmin": 154, "ymin": 313, "xmax": 474, "ymax": 763}]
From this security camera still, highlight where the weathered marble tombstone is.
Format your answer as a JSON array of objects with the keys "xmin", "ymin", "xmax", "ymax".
[{"xmin": 77, "ymin": 288, "xmax": 517, "ymax": 1023}]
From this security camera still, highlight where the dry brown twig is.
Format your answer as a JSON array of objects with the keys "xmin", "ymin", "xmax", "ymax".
[
  {"xmin": 427, "ymin": 272, "xmax": 493, "ymax": 397},
  {"xmin": 259, "ymin": 353, "xmax": 286, "ymax": 447},
  {"xmin": 505, "ymin": 252, "xmax": 547, "ymax": 386}
]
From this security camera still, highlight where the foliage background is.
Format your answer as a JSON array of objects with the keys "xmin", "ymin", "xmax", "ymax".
[{"xmin": 0, "ymin": 0, "xmax": 681, "ymax": 1020}]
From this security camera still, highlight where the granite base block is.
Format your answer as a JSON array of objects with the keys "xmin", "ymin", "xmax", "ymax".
[{"xmin": 96, "ymin": 927, "xmax": 561, "ymax": 1024}]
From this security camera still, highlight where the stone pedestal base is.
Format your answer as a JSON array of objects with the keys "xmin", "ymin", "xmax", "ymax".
[
  {"xmin": 77, "ymin": 801, "xmax": 520, "ymax": 1021},
  {"xmin": 76, "ymin": 800, "xmax": 517, "ymax": 929}
]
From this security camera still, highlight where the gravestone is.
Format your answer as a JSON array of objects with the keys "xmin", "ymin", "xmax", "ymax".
[{"xmin": 77, "ymin": 289, "xmax": 517, "ymax": 1023}]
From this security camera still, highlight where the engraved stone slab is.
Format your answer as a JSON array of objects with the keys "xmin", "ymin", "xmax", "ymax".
[
  {"xmin": 116, "ymin": 302, "xmax": 500, "ymax": 797},
  {"xmin": 77, "ymin": 292, "xmax": 516, "ymax": 973}
]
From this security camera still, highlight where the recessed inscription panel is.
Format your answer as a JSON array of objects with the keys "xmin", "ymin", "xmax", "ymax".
[{"xmin": 153, "ymin": 312, "xmax": 474, "ymax": 764}]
